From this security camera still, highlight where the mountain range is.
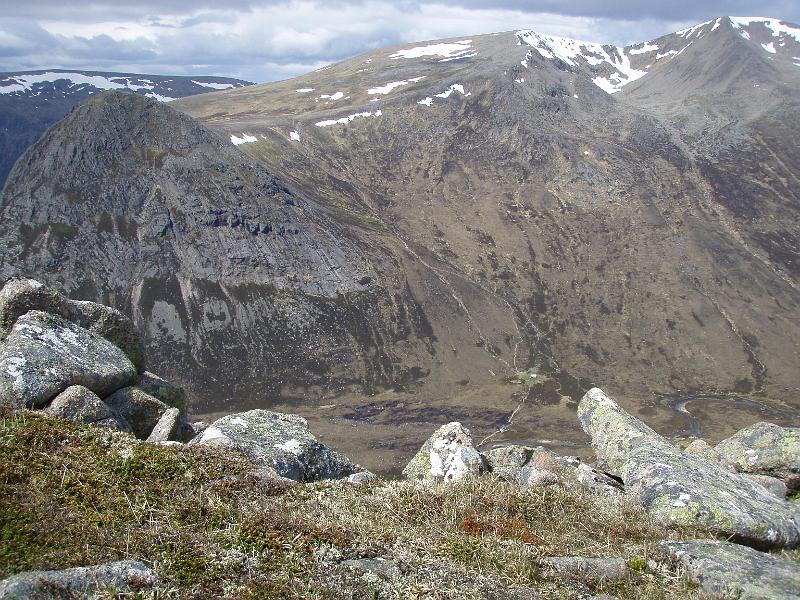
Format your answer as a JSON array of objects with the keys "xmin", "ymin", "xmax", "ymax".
[
  {"xmin": 0, "ymin": 69, "xmax": 252, "ymax": 187},
  {"xmin": 1, "ymin": 16, "xmax": 798, "ymax": 473}
]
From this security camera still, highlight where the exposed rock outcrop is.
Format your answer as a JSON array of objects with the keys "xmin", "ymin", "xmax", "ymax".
[
  {"xmin": 0, "ymin": 311, "xmax": 137, "ymax": 409},
  {"xmin": 578, "ymin": 388, "xmax": 800, "ymax": 549},
  {"xmin": 402, "ymin": 422, "xmax": 486, "ymax": 482},
  {"xmin": 189, "ymin": 410, "xmax": 364, "ymax": 482},
  {"xmin": 716, "ymin": 422, "xmax": 800, "ymax": 490},
  {"xmin": 661, "ymin": 540, "xmax": 800, "ymax": 600},
  {"xmin": 0, "ymin": 560, "xmax": 156, "ymax": 599}
]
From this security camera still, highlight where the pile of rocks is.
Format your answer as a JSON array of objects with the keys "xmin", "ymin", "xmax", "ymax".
[
  {"xmin": 0, "ymin": 278, "xmax": 368, "ymax": 484},
  {"xmin": 402, "ymin": 387, "xmax": 800, "ymax": 598},
  {"xmin": 0, "ymin": 278, "xmax": 191, "ymax": 442}
]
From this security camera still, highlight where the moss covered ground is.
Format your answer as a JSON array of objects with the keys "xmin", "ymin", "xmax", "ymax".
[{"xmin": 0, "ymin": 409, "xmax": 737, "ymax": 598}]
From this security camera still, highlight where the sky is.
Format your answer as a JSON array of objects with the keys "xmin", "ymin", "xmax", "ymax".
[{"xmin": 1, "ymin": 1, "xmax": 799, "ymax": 83}]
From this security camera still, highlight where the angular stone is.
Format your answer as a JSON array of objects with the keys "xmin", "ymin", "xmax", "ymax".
[
  {"xmin": 68, "ymin": 300, "xmax": 146, "ymax": 373},
  {"xmin": 137, "ymin": 371, "xmax": 188, "ymax": 415},
  {"xmin": 104, "ymin": 386, "xmax": 170, "ymax": 439},
  {"xmin": 716, "ymin": 422, "xmax": 800, "ymax": 484},
  {"xmin": 0, "ymin": 560, "xmax": 156, "ymax": 598},
  {"xmin": 544, "ymin": 556, "xmax": 629, "ymax": 582},
  {"xmin": 574, "ymin": 463, "xmax": 624, "ymax": 496},
  {"xmin": 146, "ymin": 407, "xmax": 181, "ymax": 442},
  {"xmin": 743, "ymin": 474, "xmax": 788, "ymax": 500},
  {"xmin": 0, "ymin": 311, "xmax": 137, "ymax": 409},
  {"xmin": 0, "ymin": 278, "xmax": 70, "ymax": 339},
  {"xmin": 578, "ymin": 388, "xmax": 800, "ymax": 549},
  {"xmin": 661, "ymin": 540, "xmax": 800, "ymax": 600},
  {"xmin": 44, "ymin": 385, "xmax": 131, "ymax": 431},
  {"xmin": 518, "ymin": 464, "xmax": 560, "ymax": 487},
  {"xmin": 684, "ymin": 439, "xmax": 730, "ymax": 469},
  {"xmin": 189, "ymin": 409, "xmax": 362, "ymax": 482},
  {"xmin": 402, "ymin": 422, "xmax": 486, "ymax": 482}
]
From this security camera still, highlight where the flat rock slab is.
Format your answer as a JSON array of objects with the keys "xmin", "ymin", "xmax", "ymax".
[
  {"xmin": 189, "ymin": 409, "xmax": 362, "ymax": 482},
  {"xmin": 0, "ymin": 311, "xmax": 137, "ymax": 409},
  {"xmin": 544, "ymin": 556, "xmax": 629, "ymax": 581},
  {"xmin": 662, "ymin": 540, "xmax": 800, "ymax": 600},
  {"xmin": 146, "ymin": 407, "xmax": 181, "ymax": 442},
  {"xmin": 0, "ymin": 560, "xmax": 156, "ymax": 599},
  {"xmin": 402, "ymin": 422, "xmax": 486, "ymax": 482},
  {"xmin": 579, "ymin": 388, "xmax": 800, "ymax": 549},
  {"xmin": 0, "ymin": 278, "xmax": 69, "ymax": 339}
]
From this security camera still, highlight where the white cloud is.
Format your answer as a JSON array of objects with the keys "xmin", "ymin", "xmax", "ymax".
[{"xmin": 0, "ymin": 1, "xmax": 793, "ymax": 82}]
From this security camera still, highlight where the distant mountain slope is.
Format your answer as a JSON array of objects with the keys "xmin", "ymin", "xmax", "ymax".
[
  {"xmin": 0, "ymin": 69, "xmax": 252, "ymax": 188},
  {"xmin": 174, "ymin": 16, "xmax": 800, "ymax": 451},
  {"xmin": 3, "ymin": 17, "xmax": 799, "ymax": 471}
]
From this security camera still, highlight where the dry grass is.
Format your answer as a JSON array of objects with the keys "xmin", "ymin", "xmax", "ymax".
[{"xmin": 0, "ymin": 410, "xmax": 714, "ymax": 598}]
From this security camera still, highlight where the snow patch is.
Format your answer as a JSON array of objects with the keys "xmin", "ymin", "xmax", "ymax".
[
  {"xmin": 289, "ymin": 130, "xmax": 301, "ymax": 141},
  {"xmin": 629, "ymin": 42, "xmax": 659, "ymax": 54},
  {"xmin": 417, "ymin": 97, "xmax": 434, "ymax": 106},
  {"xmin": 730, "ymin": 17, "xmax": 800, "ymax": 43},
  {"xmin": 315, "ymin": 110, "xmax": 382, "ymax": 127},
  {"xmin": 390, "ymin": 40, "xmax": 473, "ymax": 60},
  {"xmin": 192, "ymin": 80, "xmax": 234, "ymax": 90},
  {"xmin": 516, "ymin": 30, "xmax": 647, "ymax": 93},
  {"xmin": 296, "ymin": 87, "xmax": 314, "ymax": 93},
  {"xmin": 231, "ymin": 133, "xmax": 257, "ymax": 145},
  {"xmin": 367, "ymin": 76, "xmax": 425, "ymax": 95},
  {"xmin": 435, "ymin": 84, "xmax": 471, "ymax": 99},
  {"xmin": 762, "ymin": 42, "xmax": 777, "ymax": 53},
  {"xmin": 317, "ymin": 91, "xmax": 344, "ymax": 101}
]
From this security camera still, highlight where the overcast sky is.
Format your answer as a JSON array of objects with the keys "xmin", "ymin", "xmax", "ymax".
[{"xmin": 1, "ymin": 1, "xmax": 798, "ymax": 82}]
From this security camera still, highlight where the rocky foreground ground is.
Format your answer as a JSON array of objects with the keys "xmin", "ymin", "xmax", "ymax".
[{"xmin": 0, "ymin": 278, "xmax": 798, "ymax": 599}]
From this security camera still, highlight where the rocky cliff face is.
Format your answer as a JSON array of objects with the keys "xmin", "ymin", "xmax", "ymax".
[{"xmin": 0, "ymin": 93, "xmax": 443, "ymax": 417}]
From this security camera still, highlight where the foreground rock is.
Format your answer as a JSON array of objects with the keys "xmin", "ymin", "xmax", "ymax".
[
  {"xmin": 662, "ymin": 540, "xmax": 800, "ymax": 600},
  {"xmin": 189, "ymin": 410, "xmax": 364, "ymax": 482},
  {"xmin": 716, "ymin": 422, "xmax": 800, "ymax": 490},
  {"xmin": 146, "ymin": 407, "xmax": 181, "ymax": 442},
  {"xmin": 43, "ymin": 385, "xmax": 131, "ymax": 431},
  {"xmin": 578, "ymin": 388, "xmax": 800, "ymax": 549},
  {"xmin": 544, "ymin": 556, "xmax": 629, "ymax": 582},
  {"xmin": 0, "ymin": 311, "xmax": 137, "ymax": 409},
  {"xmin": 137, "ymin": 371, "xmax": 188, "ymax": 415},
  {"xmin": 402, "ymin": 422, "xmax": 486, "ymax": 482},
  {"xmin": 0, "ymin": 278, "xmax": 69, "ymax": 338},
  {"xmin": 0, "ymin": 560, "xmax": 156, "ymax": 598},
  {"xmin": 0, "ymin": 278, "xmax": 145, "ymax": 371},
  {"xmin": 67, "ymin": 299, "xmax": 146, "ymax": 373},
  {"xmin": 104, "ymin": 387, "xmax": 171, "ymax": 439}
]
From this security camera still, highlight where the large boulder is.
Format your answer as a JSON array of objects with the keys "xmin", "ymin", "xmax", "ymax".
[
  {"xmin": 0, "ymin": 560, "xmax": 156, "ymax": 599},
  {"xmin": 402, "ymin": 422, "xmax": 486, "ymax": 482},
  {"xmin": 0, "ymin": 311, "xmax": 137, "ymax": 409},
  {"xmin": 67, "ymin": 300, "xmax": 146, "ymax": 373},
  {"xmin": 43, "ymin": 385, "xmax": 131, "ymax": 431},
  {"xmin": 578, "ymin": 388, "xmax": 800, "ymax": 549},
  {"xmin": 0, "ymin": 278, "xmax": 145, "ymax": 372},
  {"xmin": 189, "ymin": 410, "xmax": 363, "ymax": 482},
  {"xmin": 104, "ymin": 387, "xmax": 170, "ymax": 439},
  {"xmin": 661, "ymin": 540, "xmax": 800, "ymax": 600},
  {"xmin": 715, "ymin": 422, "xmax": 800, "ymax": 487},
  {"xmin": 0, "ymin": 278, "xmax": 70, "ymax": 339},
  {"xmin": 137, "ymin": 371, "xmax": 188, "ymax": 415}
]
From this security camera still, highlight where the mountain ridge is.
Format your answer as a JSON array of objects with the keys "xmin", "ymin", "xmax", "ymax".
[{"xmin": 2, "ymin": 16, "xmax": 799, "ymax": 472}]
